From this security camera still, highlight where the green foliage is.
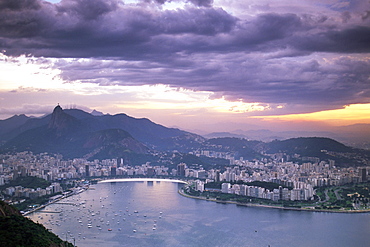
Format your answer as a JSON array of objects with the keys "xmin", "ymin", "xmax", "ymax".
[
  {"xmin": 315, "ymin": 182, "xmax": 370, "ymax": 210},
  {"xmin": 0, "ymin": 201, "xmax": 21, "ymax": 217},
  {"xmin": 14, "ymin": 193, "xmax": 61, "ymax": 212},
  {"xmin": 0, "ymin": 215, "xmax": 73, "ymax": 247},
  {"xmin": 205, "ymin": 182, "xmax": 222, "ymax": 189},
  {"xmin": 0, "ymin": 201, "xmax": 73, "ymax": 247},
  {"xmin": 0, "ymin": 176, "xmax": 51, "ymax": 190},
  {"xmin": 171, "ymin": 153, "xmax": 229, "ymax": 170}
]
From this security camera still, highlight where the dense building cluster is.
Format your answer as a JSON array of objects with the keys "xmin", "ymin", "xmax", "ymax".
[
  {"xmin": 3, "ymin": 183, "xmax": 62, "ymax": 200},
  {"xmin": 218, "ymin": 183, "xmax": 313, "ymax": 201},
  {"xmin": 0, "ymin": 151, "xmax": 368, "ymax": 203},
  {"xmin": 187, "ymin": 152, "xmax": 368, "ymax": 201}
]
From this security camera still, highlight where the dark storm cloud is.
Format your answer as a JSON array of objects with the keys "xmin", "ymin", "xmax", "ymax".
[
  {"xmin": 294, "ymin": 26, "xmax": 370, "ymax": 53},
  {"xmin": 188, "ymin": 0, "xmax": 213, "ymax": 7},
  {"xmin": 145, "ymin": 0, "xmax": 213, "ymax": 8},
  {"xmin": 0, "ymin": 0, "xmax": 236, "ymax": 57},
  {"xmin": 1, "ymin": 0, "xmax": 368, "ymax": 56},
  {"xmin": 0, "ymin": 0, "xmax": 369, "ymax": 115},
  {"xmin": 0, "ymin": 0, "xmax": 47, "ymax": 38},
  {"xmin": 0, "ymin": 0, "xmax": 41, "ymax": 10},
  {"xmin": 224, "ymin": 13, "xmax": 305, "ymax": 50},
  {"xmin": 56, "ymin": 0, "xmax": 118, "ymax": 20}
]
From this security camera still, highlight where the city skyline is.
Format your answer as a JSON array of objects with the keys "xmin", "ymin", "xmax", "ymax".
[{"xmin": 0, "ymin": 0, "xmax": 369, "ymax": 133}]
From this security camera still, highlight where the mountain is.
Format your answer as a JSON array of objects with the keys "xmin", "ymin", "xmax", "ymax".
[
  {"xmin": 91, "ymin": 109, "xmax": 105, "ymax": 116},
  {"xmin": 0, "ymin": 114, "xmax": 30, "ymax": 144},
  {"xmin": 202, "ymin": 137, "xmax": 369, "ymax": 166},
  {"xmin": 205, "ymin": 129, "xmax": 343, "ymax": 143},
  {"xmin": 264, "ymin": 137, "xmax": 353, "ymax": 155},
  {"xmin": 203, "ymin": 132, "xmax": 247, "ymax": 139},
  {"xmin": 47, "ymin": 105, "xmax": 82, "ymax": 136},
  {"xmin": 0, "ymin": 115, "xmax": 51, "ymax": 143},
  {"xmin": 0, "ymin": 201, "xmax": 73, "ymax": 247},
  {"xmin": 1, "ymin": 106, "xmax": 149, "ymax": 161},
  {"xmin": 1, "ymin": 106, "xmax": 368, "ymax": 167},
  {"xmin": 335, "ymin": 124, "xmax": 370, "ymax": 149},
  {"xmin": 0, "ymin": 105, "xmax": 204, "ymax": 161},
  {"xmin": 204, "ymin": 137, "xmax": 264, "ymax": 160},
  {"xmin": 203, "ymin": 127, "xmax": 370, "ymax": 149},
  {"xmin": 82, "ymin": 128, "xmax": 149, "ymax": 160}
]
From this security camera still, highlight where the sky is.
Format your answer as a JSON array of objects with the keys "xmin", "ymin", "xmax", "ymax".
[{"xmin": 0, "ymin": 0, "xmax": 369, "ymax": 133}]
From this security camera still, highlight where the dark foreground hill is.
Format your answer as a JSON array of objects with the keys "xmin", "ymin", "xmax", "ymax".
[{"xmin": 0, "ymin": 201, "xmax": 73, "ymax": 247}]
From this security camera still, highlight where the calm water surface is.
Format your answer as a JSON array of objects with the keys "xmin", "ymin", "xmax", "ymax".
[{"xmin": 28, "ymin": 181, "xmax": 370, "ymax": 247}]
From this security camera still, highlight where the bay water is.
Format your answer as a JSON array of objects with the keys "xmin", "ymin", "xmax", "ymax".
[{"xmin": 28, "ymin": 180, "xmax": 370, "ymax": 247}]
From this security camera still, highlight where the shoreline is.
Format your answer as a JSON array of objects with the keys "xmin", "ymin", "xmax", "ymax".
[
  {"xmin": 98, "ymin": 178, "xmax": 187, "ymax": 184},
  {"xmin": 23, "ymin": 187, "xmax": 88, "ymax": 216},
  {"xmin": 178, "ymin": 189, "xmax": 370, "ymax": 214},
  {"xmin": 24, "ymin": 178, "xmax": 186, "ymax": 216}
]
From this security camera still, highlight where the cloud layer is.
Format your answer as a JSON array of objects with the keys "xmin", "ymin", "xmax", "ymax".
[{"xmin": 1, "ymin": 0, "xmax": 370, "ymax": 116}]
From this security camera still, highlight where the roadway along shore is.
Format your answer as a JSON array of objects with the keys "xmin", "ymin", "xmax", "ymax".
[{"xmin": 23, "ymin": 187, "xmax": 88, "ymax": 216}]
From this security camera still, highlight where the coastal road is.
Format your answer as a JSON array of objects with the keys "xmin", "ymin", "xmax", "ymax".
[
  {"xmin": 334, "ymin": 189, "xmax": 343, "ymax": 200},
  {"xmin": 323, "ymin": 189, "xmax": 330, "ymax": 202}
]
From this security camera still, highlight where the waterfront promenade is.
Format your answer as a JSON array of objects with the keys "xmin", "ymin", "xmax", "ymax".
[{"xmin": 23, "ymin": 187, "xmax": 87, "ymax": 216}]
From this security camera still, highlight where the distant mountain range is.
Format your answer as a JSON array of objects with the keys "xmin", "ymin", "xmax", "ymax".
[
  {"xmin": 204, "ymin": 126, "xmax": 370, "ymax": 150},
  {"xmin": 0, "ymin": 105, "xmax": 204, "ymax": 161},
  {"xmin": 0, "ymin": 106, "xmax": 368, "ymax": 167},
  {"xmin": 201, "ymin": 136, "xmax": 370, "ymax": 167}
]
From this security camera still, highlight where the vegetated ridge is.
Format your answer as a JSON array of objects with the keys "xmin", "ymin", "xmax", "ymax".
[{"xmin": 0, "ymin": 200, "xmax": 73, "ymax": 247}]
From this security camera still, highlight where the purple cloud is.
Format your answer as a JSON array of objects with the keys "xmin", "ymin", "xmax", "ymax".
[{"xmin": 0, "ymin": 0, "xmax": 369, "ymax": 115}]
